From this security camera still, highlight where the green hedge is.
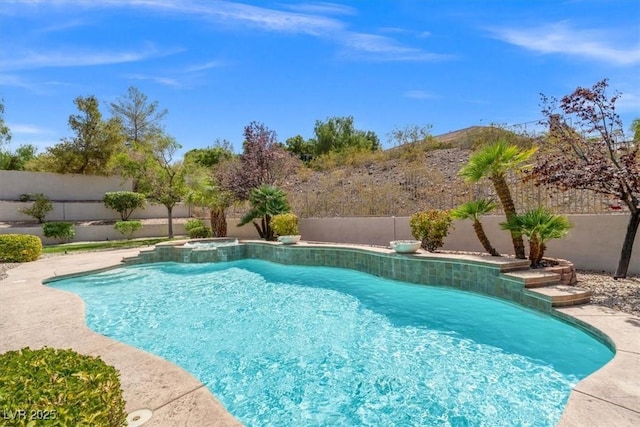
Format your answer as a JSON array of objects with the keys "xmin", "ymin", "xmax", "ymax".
[
  {"xmin": 0, "ymin": 234, "xmax": 42, "ymax": 262},
  {"xmin": 43, "ymin": 222, "xmax": 75, "ymax": 244},
  {"xmin": 114, "ymin": 220, "xmax": 142, "ymax": 239},
  {"xmin": 0, "ymin": 347, "xmax": 127, "ymax": 426}
]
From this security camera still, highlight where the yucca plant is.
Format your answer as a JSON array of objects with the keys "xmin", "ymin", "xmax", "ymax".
[
  {"xmin": 459, "ymin": 139, "xmax": 537, "ymax": 259},
  {"xmin": 451, "ymin": 198, "xmax": 500, "ymax": 256},
  {"xmin": 238, "ymin": 185, "xmax": 291, "ymax": 241},
  {"xmin": 500, "ymin": 207, "xmax": 573, "ymax": 267}
]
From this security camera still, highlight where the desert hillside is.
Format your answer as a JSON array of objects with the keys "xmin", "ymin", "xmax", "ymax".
[{"xmin": 228, "ymin": 125, "xmax": 612, "ymax": 219}]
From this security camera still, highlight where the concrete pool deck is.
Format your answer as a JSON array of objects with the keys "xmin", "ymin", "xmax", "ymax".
[{"xmin": 0, "ymin": 248, "xmax": 638, "ymax": 426}]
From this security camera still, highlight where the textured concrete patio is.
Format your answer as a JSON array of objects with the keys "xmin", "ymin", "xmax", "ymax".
[{"xmin": 1, "ymin": 248, "xmax": 638, "ymax": 426}]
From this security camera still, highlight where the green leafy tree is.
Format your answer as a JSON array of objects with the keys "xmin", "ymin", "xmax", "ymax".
[
  {"xmin": 103, "ymin": 191, "xmax": 146, "ymax": 221},
  {"xmin": 631, "ymin": 118, "xmax": 640, "ymax": 142},
  {"xmin": 313, "ymin": 116, "xmax": 380, "ymax": 155},
  {"xmin": 0, "ymin": 99, "xmax": 10, "ymax": 149},
  {"xmin": 238, "ymin": 185, "xmax": 291, "ymax": 241},
  {"xmin": 459, "ymin": 139, "xmax": 537, "ymax": 259},
  {"xmin": 184, "ymin": 140, "xmax": 234, "ymax": 168},
  {"xmin": 115, "ymin": 133, "xmax": 185, "ymax": 238},
  {"xmin": 284, "ymin": 135, "xmax": 315, "ymax": 162},
  {"xmin": 0, "ymin": 101, "xmax": 37, "ymax": 171},
  {"xmin": 451, "ymin": 199, "xmax": 500, "ymax": 256},
  {"xmin": 501, "ymin": 208, "xmax": 573, "ymax": 267},
  {"xmin": 33, "ymin": 96, "xmax": 125, "ymax": 175},
  {"xmin": 110, "ymin": 86, "xmax": 167, "ymax": 147},
  {"xmin": 1, "ymin": 144, "xmax": 37, "ymax": 170}
]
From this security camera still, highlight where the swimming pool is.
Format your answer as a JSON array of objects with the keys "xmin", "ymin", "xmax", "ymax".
[{"xmin": 49, "ymin": 259, "xmax": 613, "ymax": 426}]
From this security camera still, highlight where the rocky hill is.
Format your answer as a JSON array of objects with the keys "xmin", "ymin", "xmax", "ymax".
[
  {"xmin": 242, "ymin": 125, "xmax": 610, "ymax": 219},
  {"xmin": 269, "ymin": 127, "xmax": 491, "ymax": 218}
]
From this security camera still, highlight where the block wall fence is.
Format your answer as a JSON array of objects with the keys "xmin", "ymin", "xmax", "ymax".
[
  {"xmin": 0, "ymin": 171, "xmax": 637, "ymax": 274},
  {"xmin": 229, "ymin": 215, "xmax": 640, "ymax": 275}
]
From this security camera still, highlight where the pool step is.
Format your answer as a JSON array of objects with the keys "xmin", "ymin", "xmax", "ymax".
[
  {"xmin": 121, "ymin": 255, "xmax": 142, "ymax": 265},
  {"xmin": 504, "ymin": 270, "xmax": 592, "ymax": 307},
  {"xmin": 526, "ymin": 285, "xmax": 593, "ymax": 307},
  {"xmin": 504, "ymin": 270, "xmax": 561, "ymax": 288}
]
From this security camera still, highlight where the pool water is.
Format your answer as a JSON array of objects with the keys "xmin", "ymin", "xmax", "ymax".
[{"xmin": 49, "ymin": 260, "xmax": 613, "ymax": 426}]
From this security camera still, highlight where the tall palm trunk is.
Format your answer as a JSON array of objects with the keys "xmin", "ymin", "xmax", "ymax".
[
  {"xmin": 491, "ymin": 175, "xmax": 526, "ymax": 259},
  {"xmin": 209, "ymin": 207, "xmax": 227, "ymax": 237},
  {"xmin": 472, "ymin": 220, "xmax": 500, "ymax": 256}
]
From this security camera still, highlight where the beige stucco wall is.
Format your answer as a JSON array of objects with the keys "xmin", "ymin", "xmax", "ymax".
[
  {"xmin": 0, "ymin": 201, "xmax": 191, "ymax": 222},
  {"xmin": 226, "ymin": 219, "xmax": 262, "ymax": 239},
  {"xmin": 295, "ymin": 215, "xmax": 639, "ymax": 274},
  {"xmin": 0, "ymin": 170, "xmax": 133, "ymax": 201},
  {"xmin": 2, "ymin": 223, "xmax": 187, "ymax": 245}
]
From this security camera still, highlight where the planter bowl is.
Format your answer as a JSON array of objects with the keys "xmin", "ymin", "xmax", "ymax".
[
  {"xmin": 390, "ymin": 240, "xmax": 421, "ymax": 254},
  {"xmin": 278, "ymin": 235, "xmax": 301, "ymax": 245}
]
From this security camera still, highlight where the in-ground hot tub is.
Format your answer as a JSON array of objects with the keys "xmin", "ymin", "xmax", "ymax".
[{"xmin": 183, "ymin": 238, "xmax": 239, "ymax": 249}]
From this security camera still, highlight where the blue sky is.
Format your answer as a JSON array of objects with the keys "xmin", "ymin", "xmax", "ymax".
[{"xmin": 1, "ymin": 0, "xmax": 639, "ymax": 155}]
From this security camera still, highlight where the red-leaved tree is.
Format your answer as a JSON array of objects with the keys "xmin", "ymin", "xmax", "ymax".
[
  {"xmin": 527, "ymin": 79, "xmax": 639, "ymax": 278},
  {"xmin": 218, "ymin": 121, "xmax": 299, "ymax": 200}
]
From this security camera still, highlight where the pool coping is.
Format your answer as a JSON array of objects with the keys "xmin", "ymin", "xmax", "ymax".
[{"xmin": 1, "ymin": 243, "xmax": 638, "ymax": 426}]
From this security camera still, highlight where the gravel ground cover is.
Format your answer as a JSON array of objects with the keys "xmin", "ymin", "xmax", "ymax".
[{"xmin": 1, "ymin": 258, "xmax": 638, "ymax": 317}]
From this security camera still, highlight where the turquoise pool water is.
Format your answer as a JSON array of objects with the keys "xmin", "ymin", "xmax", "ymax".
[{"xmin": 49, "ymin": 260, "xmax": 613, "ymax": 426}]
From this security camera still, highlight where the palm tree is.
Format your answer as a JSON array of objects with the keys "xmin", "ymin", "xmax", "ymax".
[
  {"xmin": 238, "ymin": 185, "xmax": 290, "ymax": 241},
  {"xmin": 451, "ymin": 198, "xmax": 500, "ymax": 256},
  {"xmin": 459, "ymin": 139, "xmax": 537, "ymax": 259},
  {"xmin": 184, "ymin": 176, "xmax": 232, "ymax": 237},
  {"xmin": 501, "ymin": 208, "xmax": 573, "ymax": 267}
]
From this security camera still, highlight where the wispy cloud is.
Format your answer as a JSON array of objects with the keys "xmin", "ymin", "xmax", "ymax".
[
  {"xmin": 404, "ymin": 90, "xmax": 437, "ymax": 100},
  {"xmin": 36, "ymin": 19, "xmax": 88, "ymax": 34},
  {"xmin": 123, "ymin": 73, "xmax": 183, "ymax": 88},
  {"xmin": 7, "ymin": 123, "xmax": 52, "ymax": 135},
  {"xmin": 341, "ymin": 33, "xmax": 452, "ymax": 62},
  {"xmin": 280, "ymin": 2, "xmax": 356, "ymax": 16},
  {"xmin": 0, "ymin": 74, "xmax": 70, "ymax": 94},
  {"xmin": 616, "ymin": 91, "xmax": 640, "ymax": 114},
  {"xmin": 4, "ymin": 0, "xmax": 449, "ymax": 63},
  {"xmin": 184, "ymin": 60, "xmax": 226, "ymax": 73},
  {"xmin": 489, "ymin": 21, "xmax": 640, "ymax": 66},
  {"xmin": 2, "ymin": 44, "xmax": 182, "ymax": 71}
]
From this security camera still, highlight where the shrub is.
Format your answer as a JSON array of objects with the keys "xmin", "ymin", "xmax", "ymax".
[
  {"xmin": 19, "ymin": 193, "xmax": 53, "ymax": 223},
  {"xmin": 18, "ymin": 193, "xmax": 36, "ymax": 202},
  {"xmin": 103, "ymin": 191, "xmax": 146, "ymax": 221},
  {"xmin": 410, "ymin": 209, "xmax": 454, "ymax": 251},
  {"xmin": 43, "ymin": 222, "xmax": 75, "ymax": 243},
  {"xmin": 114, "ymin": 220, "xmax": 142, "ymax": 239},
  {"xmin": 184, "ymin": 218, "xmax": 206, "ymax": 232},
  {"xmin": 0, "ymin": 347, "xmax": 127, "ymax": 426},
  {"xmin": 270, "ymin": 213, "xmax": 300, "ymax": 236},
  {"xmin": 0, "ymin": 234, "xmax": 42, "ymax": 262},
  {"xmin": 188, "ymin": 226, "xmax": 212, "ymax": 239}
]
